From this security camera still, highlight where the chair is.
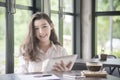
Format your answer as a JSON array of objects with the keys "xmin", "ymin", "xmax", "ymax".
[
  {"xmin": 93, "ymin": 54, "xmax": 117, "ymax": 74},
  {"xmin": 117, "ymin": 67, "xmax": 120, "ymax": 75},
  {"xmin": 107, "ymin": 55, "xmax": 116, "ymax": 59},
  {"xmin": 107, "ymin": 55, "xmax": 117, "ymax": 74},
  {"xmin": 93, "ymin": 54, "xmax": 116, "ymax": 59}
]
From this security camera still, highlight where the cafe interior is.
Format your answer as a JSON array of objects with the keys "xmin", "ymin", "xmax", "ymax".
[{"xmin": 0, "ymin": 0, "xmax": 120, "ymax": 79}]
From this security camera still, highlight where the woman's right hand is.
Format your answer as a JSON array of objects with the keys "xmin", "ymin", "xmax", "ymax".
[{"xmin": 52, "ymin": 60, "xmax": 72, "ymax": 72}]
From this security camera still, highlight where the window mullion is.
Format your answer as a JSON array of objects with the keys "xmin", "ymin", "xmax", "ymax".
[
  {"xmin": 5, "ymin": 1, "xmax": 14, "ymax": 73},
  {"xmin": 59, "ymin": 0, "xmax": 63, "ymax": 45}
]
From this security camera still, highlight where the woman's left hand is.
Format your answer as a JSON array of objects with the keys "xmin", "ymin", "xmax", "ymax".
[{"xmin": 52, "ymin": 60, "xmax": 72, "ymax": 72}]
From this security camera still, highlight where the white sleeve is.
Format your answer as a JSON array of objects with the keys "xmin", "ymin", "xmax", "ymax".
[
  {"xmin": 16, "ymin": 56, "xmax": 29, "ymax": 73},
  {"xmin": 61, "ymin": 47, "xmax": 68, "ymax": 56}
]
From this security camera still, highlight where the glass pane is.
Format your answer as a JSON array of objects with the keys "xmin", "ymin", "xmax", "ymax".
[
  {"xmin": 96, "ymin": 0, "xmax": 120, "ymax": 11},
  {"xmin": 50, "ymin": 0, "xmax": 59, "ymax": 11},
  {"xmin": 0, "ymin": 7, "xmax": 5, "ymax": 74},
  {"xmin": 14, "ymin": 9, "xmax": 32, "ymax": 73},
  {"xmin": 16, "ymin": 0, "xmax": 32, "ymax": 6},
  {"xmin": 63, "ymin": 0, "xmax": 73, "ymax": 13},
  {"xmin": 0, "ymin": 0, "xmax": 5, "ymax": 2},
  {"xmin": 51, "ymin": 13, "xmax": 59, "ymax": 37},
  {"xmin": 63, "ymin": 15, "xmax": 73, "ymax": 55},
  {"xmin": 96, "ymin": 16, "xmax": 120, "ymax": 58}
]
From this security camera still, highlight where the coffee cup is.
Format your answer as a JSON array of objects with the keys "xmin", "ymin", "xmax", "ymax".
[{"xmin": 86, "ymin": 62, "xmax": 102, "ymax": 72}]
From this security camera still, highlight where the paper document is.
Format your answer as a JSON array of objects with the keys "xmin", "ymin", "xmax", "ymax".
[
  {"xmin": 42, "ymin": 54, "xmax": 78, "ymax": 72},
  {"xmin": 16, "ymin": 73, "xmax": 60, "ymax": 80}
]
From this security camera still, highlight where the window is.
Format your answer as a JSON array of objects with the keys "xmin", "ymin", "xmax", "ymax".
[
  {"xmin": 50, "ymin": 0, "xmax": 74, "ymax": 55},
  {"xmin": 14, "ymin": 9, "xmax": 32, "ymax": 73},
  {"xmin": 16, "ymin": 0, "xmax": 32, "ymax": 6},
  {"xmin": 14, "ymin": 1, "xmax": 34, "ymax": 73},
  {"xmin": 95, "ymin": 0, "xmax": 120, "ymax": 58},
  {"xmin": 0, "ymin": 7, "xmax": 6, "ymax": 74},
  {"xmin": 0, "ymin": 0, "xmax": 34, "ymax": 74}
]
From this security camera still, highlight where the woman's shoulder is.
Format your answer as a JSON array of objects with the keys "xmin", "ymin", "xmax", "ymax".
[
  {"xmin": 53, "ymin": 44, "xmax": 67, "ymax": 56},
  {"xmin": 54, "ymin": 44, "xmax": 65, "ymax": 50}
]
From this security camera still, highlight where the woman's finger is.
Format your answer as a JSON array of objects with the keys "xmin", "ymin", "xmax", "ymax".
[
  {"xmin": 52, "ymin": 65, "xmax": 61, "ymax": 71},
  {"xmin": 66, "ymin": 61, "xmax": 72, "ymax": 69},
  {"xmin": 60, "ymin": 60, "xmax": 66, "ymax": 70},
  {"xmin": 53, "ymin": 62, "xmax": 64, "ymax": 71},
  {"xmin": 52, "ymin": 61, "xmax": 72, "ymax": 72}
]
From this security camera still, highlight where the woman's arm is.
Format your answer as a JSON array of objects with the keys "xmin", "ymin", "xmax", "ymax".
[{"xmin": 16, "ymin": 56, "xmax": 29, "ymax": 73}]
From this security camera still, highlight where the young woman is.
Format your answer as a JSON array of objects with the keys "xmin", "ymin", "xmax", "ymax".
[{"xmin": 18, "ymin": 12, "xmax": 72, "ymax": 73}]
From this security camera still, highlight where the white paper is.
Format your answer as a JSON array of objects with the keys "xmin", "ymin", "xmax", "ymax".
[
  {"xmin": 42, "ymin": 54, "xmax": 78, "ymax": 72},
  {"xmin": 16, "ymin": 74, "xmax": 60, "ymax": 80}
]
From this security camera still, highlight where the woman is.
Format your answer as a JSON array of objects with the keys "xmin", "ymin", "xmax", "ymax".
[{"xmin": 18, "ymin": 12, "xmax": 72, "ymax": 73}]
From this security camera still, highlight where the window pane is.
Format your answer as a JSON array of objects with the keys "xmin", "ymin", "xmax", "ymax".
[
  {"xmin": 14, "ymin": 9, "xmax": 32, "ymax": 73},
  {"xmin": 63, "ymin": 0, "xmax": 73, "ymax": 13},
  {"xmin": 0, "ymin": 7, "xmax": 5, "ymax": 74},
  {"xmin": 50, "ymin": 0, "xmax": 59, "ymax": 11},
  {"xmin": 96, "ymin": 0, "xmax": 120, "ymax": 11},
  {"xmin": 0, "ymin": 0, "xmax": 5, "ymax": 2},
  {"xmin": 16, "ymin": 0, "xmax": 32, "ymax": 6},
  {"xmin": 63, "ymin": 15, "xmax": 73, "ymax": 55},
  {"xmin": 96, "ymin": 16, "xmax": 120, "ymax": 58},
  {"xmin": 51, "ymin": 13, "xmax": 59, "ymax": 37}
]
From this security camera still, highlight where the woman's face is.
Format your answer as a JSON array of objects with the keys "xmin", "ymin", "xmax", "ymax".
[{"xmin": 34, "ymin": 19, "xmax": 52, "ymax": 43}]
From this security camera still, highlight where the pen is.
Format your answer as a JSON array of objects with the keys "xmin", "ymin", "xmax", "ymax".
[{"xmin": 34, "ymin": 74, "xmax": 52, "ymax": 77}]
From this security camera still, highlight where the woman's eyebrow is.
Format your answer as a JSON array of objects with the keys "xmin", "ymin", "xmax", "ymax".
[
  {"xmin": 41, "ymin": 23, "xmax": 47, "ymax": 26},
  {"xmin": 34, "ymin": 23, "xmax": 46, "ymax": 27}
]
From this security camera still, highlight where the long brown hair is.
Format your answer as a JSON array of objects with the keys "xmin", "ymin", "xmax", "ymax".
[{"xmin": 20, "ymin": 12, "xmax": 60, "ymax": 61}]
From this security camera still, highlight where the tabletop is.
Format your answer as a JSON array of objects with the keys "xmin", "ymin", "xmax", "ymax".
[
  {"xmin": 75, "ymin": 59, "xmax": 120, "ymax": 67},
  {"xmin": 0, "ymin": 70, "xmax": 120, "ymax": 80}
]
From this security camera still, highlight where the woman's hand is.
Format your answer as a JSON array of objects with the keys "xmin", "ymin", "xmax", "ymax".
[{"xmin": 52, "ymin": 60, "xmax": 72, "ymax": 72}]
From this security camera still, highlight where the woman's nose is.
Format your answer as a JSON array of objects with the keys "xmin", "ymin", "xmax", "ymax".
[{"xmin": 39, "ymin": 28, "xmax": 42, "ymax": 34}]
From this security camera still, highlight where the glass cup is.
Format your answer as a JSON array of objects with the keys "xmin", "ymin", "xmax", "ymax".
[{"xmin": 86, "ymin": 62, "xmax": 103, "ymax": 72}]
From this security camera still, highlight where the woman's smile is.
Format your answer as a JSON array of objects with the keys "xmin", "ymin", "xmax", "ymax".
[{"xmin": 40, "ymin": 34, "xmax": 47, "ymax": 39}]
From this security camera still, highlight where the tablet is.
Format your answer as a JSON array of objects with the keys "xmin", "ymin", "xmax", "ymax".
[{"xmin": 42, "ymin": 54, "xmax": 78, "ymax": 72}]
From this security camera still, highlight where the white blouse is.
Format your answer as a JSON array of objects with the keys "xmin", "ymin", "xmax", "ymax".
[{"xmin": 17, "ymin": 43, "xmax": 67, "ymax": 73}]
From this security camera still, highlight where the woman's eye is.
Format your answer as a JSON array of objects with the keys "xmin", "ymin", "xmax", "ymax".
[
  {"xmin": 43, "ymin": 26, "xmax": 47, "ymax": 28},
  {"xmin": 35, "ymin": 27, "xmax": 39, "ymax": 30}
]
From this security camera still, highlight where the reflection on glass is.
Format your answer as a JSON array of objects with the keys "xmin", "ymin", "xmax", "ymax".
[
  {"xmin": 96, "ymin": 16, "xmax": 120, "ymax": 58},
  {"xmin": 63, "ymin": 0, "xmax": 73, "ymax": 13},
  {"xmin": 16, "ymin": 0, "xmax": 32, "ymax": 6},
  {"xmin": 63, "ymin": 15, "xmax": 73, "ymax": 55},
  {"xmin": 51, "ymin": 13, "xmax": 59, "ymax": 37},
  {"xmin": 50, "ymin": 0, "xmax": 59, "ymax": 11},
  {"xmin": 14, "ymin": 9, "xmax": 32, "ymax": 72},
  {"xmin": 96, "ymin": 0, "xmax": 120, "ymax": 11},
  {"xmin": 0, "ymin": 7, "xmax": 5, "ymax": 74}
]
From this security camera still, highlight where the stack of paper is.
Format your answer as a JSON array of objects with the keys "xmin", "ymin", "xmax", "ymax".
[{"xmin": 63, "ymin": 71, "xmax": 85, "ymax": 80}]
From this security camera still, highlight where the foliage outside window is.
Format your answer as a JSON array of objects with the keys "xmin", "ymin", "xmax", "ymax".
[
  {"xmin": 50, "ymin": 0, "xmax": 73, "ymax": 55},
  {"xmin": 96, "ymin": 0, "xmax": 120, "ymax": 58}
]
